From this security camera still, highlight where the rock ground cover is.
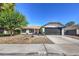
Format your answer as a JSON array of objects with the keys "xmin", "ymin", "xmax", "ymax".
[{"xmin": 0, "ymin": 35, "xmax": 53, "ymax": 44}]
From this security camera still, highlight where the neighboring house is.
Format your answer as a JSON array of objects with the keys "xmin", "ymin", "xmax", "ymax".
[
  {"xmin": 41, "ymin": 22, "xmax": 79, "ymax": 35},
  {"xmin": 41, "ymin": 22, "xmax": 64, "ymax": 35},
  {"xmin": 64, "ymin": 25, "xmax": 79, "ymax": 35},
  {"xmin": 21, "ymin": 26, "xmax": 40, "ymax": 34}
]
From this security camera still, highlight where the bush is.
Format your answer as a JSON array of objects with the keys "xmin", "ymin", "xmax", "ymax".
[{"xmin": 14, "ymin": 30, "xmax": 21, "ymax": 35}]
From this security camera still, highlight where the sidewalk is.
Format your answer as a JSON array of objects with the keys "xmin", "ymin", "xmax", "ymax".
[{"xmin": 0, "ymin": 44, "xmax": 64, "ymax": 56}]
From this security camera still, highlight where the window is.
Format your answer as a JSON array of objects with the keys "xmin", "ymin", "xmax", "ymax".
[
  {"xmin": 22, "ymin": 29, "xmax": 26, "ymax": 33},
  {"xmin": 29, "ymin": 29, "xmax": 34, "ymax": 33}
]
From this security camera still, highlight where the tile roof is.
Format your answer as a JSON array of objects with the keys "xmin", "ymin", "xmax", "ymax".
[
  {"xmin": 64, "ymin": 25, "xmax": 79, "ymax": 30},
  {"xmin": 21, "ymin": 26, "xmax": 41, "ymax": 29},
  {"xmin": 43, "ymin": 22, "xmax": 64, "ymax": 28}
]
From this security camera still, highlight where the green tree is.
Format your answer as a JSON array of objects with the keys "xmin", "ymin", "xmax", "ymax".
[
  {"xmin": 0, "ymin": 3, "xmax": 28, "ymax": 36},
  {"xmin": 0, "ymin": 3, "xmax": 15, "ymax": 12},
  {"xmin": 0, "ymin": 9, "xmax": 28, "ymax": 36}
]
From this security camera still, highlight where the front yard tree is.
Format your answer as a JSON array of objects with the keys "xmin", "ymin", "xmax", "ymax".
[
  {"xmin": 0, "ymin": 10, "xmax": 28, "ymax": 36},
  {"xmin": 0, "ymin": 3, "xmax": 28, "ymax": 36},
  {"xmin": 0, "ymin": 3, "xmax": 15, "ymax": 12}
]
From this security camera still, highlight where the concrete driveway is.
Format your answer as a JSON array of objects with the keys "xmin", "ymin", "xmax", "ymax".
[
  {"xmin": 46, "ymin": 35, "xmax": 79, "ymax": 56},
  {"xmin": 0, "ymin": 35, "xmax": 79, "ymax": 56},
  {"xmin": 46, "ymin": 35, "xmax": 79, "ymax": 44}
]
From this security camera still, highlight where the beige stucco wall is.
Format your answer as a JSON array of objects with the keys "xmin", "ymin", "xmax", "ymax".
[
  {"xmin": 76, "ymin": 29, "xmax": 79, "ymax": 35},
  {"xmin": 21, "ymin": 29, "xmax": 29, "ymax": 34},
  {"xmin": 62, "ymin": 28, "xmax": 64, "ymax": 35},
  {"xmin": 42, "ymin": 28, "xmax": 45, "ymax": 33}
]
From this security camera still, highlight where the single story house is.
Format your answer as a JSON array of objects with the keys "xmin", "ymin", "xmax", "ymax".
[
  {"xmin": 21, "ymin": 26, "xmax": 41, "ymax": 34},
  {"xmin": 0, "ymin": 26, "xmax": 41, "ymax": 35},
  {"xmin": 64, "ymin": 25, "xmax": 79, "ymax": 35},
  {"xmin": 41, "ymin": 22, "xmax": 64, "ymax": 35},
  {"xmin": 0, "ymin": 22, "xmax": 79, "ymax": 36}
]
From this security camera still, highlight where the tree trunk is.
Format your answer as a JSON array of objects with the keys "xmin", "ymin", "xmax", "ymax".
[{"xmin": 10, "ymin": 30, "xmax": 14, "ymax": 36}]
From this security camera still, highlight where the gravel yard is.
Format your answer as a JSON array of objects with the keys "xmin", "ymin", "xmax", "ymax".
[
  {"xmin": 0, "ymin": 35, "xmax": 53, "ymax": 44},
  {"xmin": 66, "ymin": 35, "xmax": 79, "ymax": 40}
]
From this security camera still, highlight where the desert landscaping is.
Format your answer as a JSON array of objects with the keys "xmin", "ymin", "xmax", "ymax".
[{"xmin": 0, "ymin": 35, "xmax": 53, "ymax": 44}]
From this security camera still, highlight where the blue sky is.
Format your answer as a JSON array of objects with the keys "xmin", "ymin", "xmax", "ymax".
[{"xmin": 15, "ymin": 3, "xmax": 79, "ymax": 26}]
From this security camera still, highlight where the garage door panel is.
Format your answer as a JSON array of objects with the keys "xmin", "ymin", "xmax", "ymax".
[
  {"xmin": 45, "ymin": 28, "xmax": 61, "ymax": 35},
  {"xmin": 65, "ymin": 30, "xmax": 76, "ymax": 35}
]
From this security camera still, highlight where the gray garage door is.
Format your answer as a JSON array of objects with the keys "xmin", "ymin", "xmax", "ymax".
[
  {"xmin": 64, "ymin": 30, "xmax": 76, "ymax": 35},
  {"xmin": 45, "ymin": 28, "xmax": 62, "ymax": 35}
]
